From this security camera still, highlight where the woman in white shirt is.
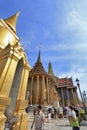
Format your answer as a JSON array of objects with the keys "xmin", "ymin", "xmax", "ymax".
[{"xmin": 69, "ymin": 105, "xmax": 80, "ymax": 130}]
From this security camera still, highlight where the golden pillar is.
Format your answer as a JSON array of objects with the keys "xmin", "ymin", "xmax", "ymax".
[
  {"xmin": 41, "ymin": 76, "xmax": 45, "ymax": 104},
  {"xmin": 53, "ymin": 86, "xmax": 57, "ymax": 104},
  {"xmin": 73, "ymin": 91, "xmax": 78, "ymax": 106},
  {"xmin": 46, "ymin": 77, "xmax": 49, "ymax": 104},
  {"xmin": 48, "ymin": 86, "xmax": 50, "ymax": 104},
  {"xmin": 30, "ymin": 77, "xmax": 33, "ymax": 104},
  {"xmin": 74, "ymin": 89, "xmax": 80, "ymax": 106},
  {"xmin": 51, "ymin": 84, "xmax": 54, "ymax": 104},
  {"xmin": 48, "ymin": 79, "xmax": 50, "ymax": 104},
  {"xmin": 48, "ymin": 81, "xmax": 51, "ymax": 104},
  {"xmin": 75, "ymin": 90, "xmax": 80, "ymax": 106},
  {"xmin": 53, "ymin": 86, "xmax": 57, "ymax": 103},
  {"xmin": 50, "ymin": 81, "xmax": 52, "ymax": 105},
  {"xmin": 35, "ymin": 75, "xmax": 39, "ymax": 104}
]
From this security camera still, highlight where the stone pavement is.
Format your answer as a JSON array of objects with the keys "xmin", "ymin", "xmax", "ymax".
[
  {"xmin": 80, "ymin": 120, "xmax": 87, "ymax": 126},
  {"xmin": 27, "ymin": 112, "xmax": 87, "ymax": 130}
]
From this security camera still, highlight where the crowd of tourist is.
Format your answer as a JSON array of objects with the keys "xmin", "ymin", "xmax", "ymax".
[{"xmin": 25, "ymin": 104, "xmax": 85, "ymax": 130}]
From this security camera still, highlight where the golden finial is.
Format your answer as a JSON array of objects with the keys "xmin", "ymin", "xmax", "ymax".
[{"xmin": 4, "ymin": 11, "xmax": 20, "ymax": 33}]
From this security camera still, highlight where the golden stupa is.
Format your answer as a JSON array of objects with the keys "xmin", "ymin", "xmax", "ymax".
[
  {"xmin": 0, "ymin": 12, "xmax": 31, "ymax": 130},
  {"xmin": 0, "ymin": 12, "xmax": 20, "ymax": 50}
]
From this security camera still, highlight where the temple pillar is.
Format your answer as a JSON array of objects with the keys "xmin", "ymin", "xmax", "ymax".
[
  {"xmin": 49, "ymin": 81, "xmax": 52, "ymax": 104},
  {"xmin": 61, "ymin": 88, "xmax": 64, "ymax": 106},
  {"xmin": 51, "ymin": 84, "xmax": 53, "ymax": 104},
  {"xmin": 52, "ymin": 84, "xmax": 54, "ymax": 104},
  {"xmin": 35, "ymin": 75, "xmax": 39, "ymax": 104},
  {"xmin": 49, "ymin": 86, "xmax": 51, "ymax": 104},
  {"xmin": 41, "ymin": 76, "xmax": 45, "ymax": 104},
  {"xmin": 30, "ymin": 77, "xmax": 34, "ymax": 104},
  {"xmin": 67, "ymin": 89, "xmax": 70, "ymax": 105},
  {"xmin": 71, "ymin": 89, "xmax": 75, "ymax": 106},
  {"xmin": 50, "ymin": 81, "xmax": 53, "ymax": 105},
  {"xmin": 46, "ymin": 77, "xmax": 49, "ymax": 104},
  {"xmin": 48, "ymin": 80, "xmax": 51, "ymax": 104},
  {"xmin": 73, "ymin": 91, "xmax": 78, "ymax": 106},
  {"xmin": 53, "ymin": 87, "xmax": 58, "ymax": 104},
  {"xmin": 75, "ymin": 89, "xmax": 80, "ymax": 106}
]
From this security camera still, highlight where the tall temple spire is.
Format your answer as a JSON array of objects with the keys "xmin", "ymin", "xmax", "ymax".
[
  {"xmin": 37, "ymin": 50, "xmax": 41, "ymax": 62},
  {"xmin": 29, "ymin": 50, "xmax": 48, "ymax": 76},
  {"xmin": 48, "ymin": 62, "xmax": 54, "ymax": 76},
  {"xmin": 4, "ymin": 11, "xmax": 20, "ymax": 33}
]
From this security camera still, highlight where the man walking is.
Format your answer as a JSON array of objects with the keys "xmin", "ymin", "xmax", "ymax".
[{"xmin": 31, "ymin": 105, "xmax": 45, "ymax": 130}]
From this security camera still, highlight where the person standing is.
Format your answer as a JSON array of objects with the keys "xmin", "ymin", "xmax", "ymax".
[
  {"xmin": 31, "ymin": 105, "xmax": 45, "ymax": 130},
  {"xmin": 53, "ymin": 107, "xmax": 57, "ymax": 119},
  {"xmin": 69, "ymin": 105, "xmax": 80, "ymax": 130},
  {"xmin": 58, "ymin": 105, "xmax": 63, "ymax": 118},
  {"xmin": 47, "ymin": 110, "xmax": 51, "ymax": 122}
]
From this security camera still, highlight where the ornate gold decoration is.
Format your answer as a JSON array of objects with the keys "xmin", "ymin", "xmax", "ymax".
[{"xmin": 0, "ymin": 12, "xmax": 31, "ymax": 130}]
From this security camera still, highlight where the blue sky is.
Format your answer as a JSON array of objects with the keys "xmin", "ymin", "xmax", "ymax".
[{"xmin": 0, "ymin": 0, "xmax": 87, "ymax": 95}]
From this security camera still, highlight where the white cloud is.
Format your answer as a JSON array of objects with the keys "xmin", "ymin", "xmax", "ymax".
[{"xmin": 67, "ymin": 9, "xmax": 87, "ymax": 37}]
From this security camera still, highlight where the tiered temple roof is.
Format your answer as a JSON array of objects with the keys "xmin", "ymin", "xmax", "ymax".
[
  {"xmin": 57, "ymin": 77, "xmax": 76, "ymax": 88},
  {"xmin": 29, "ymin": 51, "xmax": 48, "ymax": 77}
]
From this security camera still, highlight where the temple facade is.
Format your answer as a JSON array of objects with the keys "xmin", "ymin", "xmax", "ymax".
[
  {"xmin": 0, "ymin": 12, "xmax": 31, "ymax": 130},
  {"xmin": 27, "ymin": 51, "xmax": 58, "ymax": 105},
  {"xmin": 56, "ymin": 77, "xmax": 79, "ymax": 106},
  {"xmin": 27, "ymin": 51, "xmax": 79, "ymax": 107},
  {"xmin": 47, "ymin": 63, "xmax": 79, "ymax": 107}
]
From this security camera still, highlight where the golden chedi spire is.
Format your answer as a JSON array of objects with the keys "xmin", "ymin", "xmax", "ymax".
[
  {"xmin": 48, "ymin": 62, "xmax": 54, "ymax": 76},
  {"xmin": 4, "ymin": 11, "xmax": 20, "ymax": 33},
  {"xmin": 0, "ymin": 11, "xmax": 20, "ymax": 50}
]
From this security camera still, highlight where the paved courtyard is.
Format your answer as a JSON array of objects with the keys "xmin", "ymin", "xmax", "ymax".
[{"xmin": 28, "ymin": 112, "xmax": 87, "ymax": 130}]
